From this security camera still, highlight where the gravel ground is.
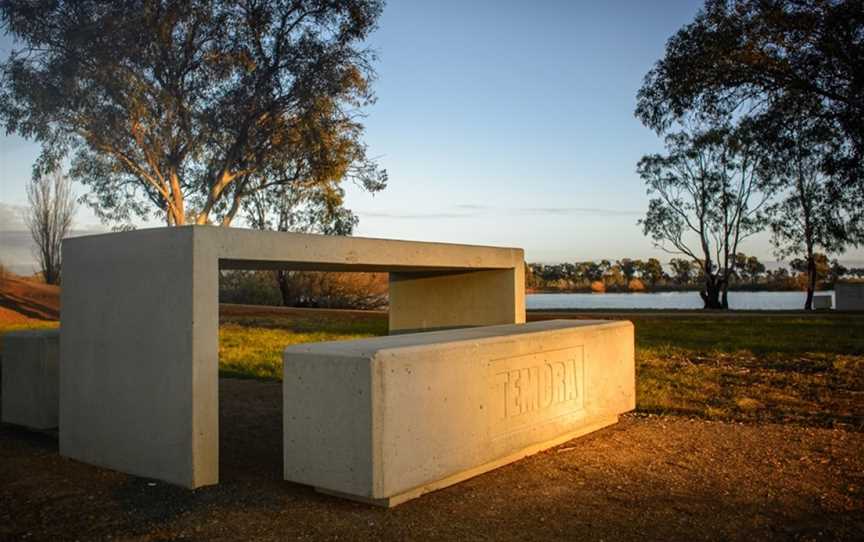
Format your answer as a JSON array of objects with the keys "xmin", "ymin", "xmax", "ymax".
[{"xmin": 1, "ymin": 378, "xmax": 862, "ymax": 541}]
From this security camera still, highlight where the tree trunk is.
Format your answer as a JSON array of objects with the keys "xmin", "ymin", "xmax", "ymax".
[
  {"xmin": 805, "ymin": 253, "xmax": 817, "ymax": 310},
  {"xmin": 700, "ymin": 276, "xmax": 724, "ymax": 309},
  {"xmin": 43, "ymin": 261, "xmax": 59, "ymax": 285},
  {"xmin": 276, "ymin": 271, "xmax": 295, "ymax": 307}
]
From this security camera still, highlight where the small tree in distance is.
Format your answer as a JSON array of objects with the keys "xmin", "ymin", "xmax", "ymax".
[
  {"xmin": 733, "ymin": 253, "xmax": 765, "ymax": 286},
  {"xmin": 669, "ymin": 258, "xmax": 693, "ymax": 286},
  {"xmin": 636, "ymin": 258, "xmax": 665, "ymax": 288},
  {"xmin": 25, "ymin": 170, "xmax": 76, "ymax": 284}
]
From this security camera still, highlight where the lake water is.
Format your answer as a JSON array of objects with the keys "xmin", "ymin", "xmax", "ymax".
[{"xmin": 526, "ymin": 291, "xmax": 834, "ymax": 311}]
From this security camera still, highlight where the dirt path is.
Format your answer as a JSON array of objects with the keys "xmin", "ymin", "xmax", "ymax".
[{"xmin": 1, "ymin": 378, "xmax": 862, "ymax": 541}]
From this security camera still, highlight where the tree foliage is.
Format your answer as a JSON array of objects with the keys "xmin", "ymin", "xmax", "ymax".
[
  {"xmin": 636, "ymin": 0, "xmax": 864, "ymax": 219},
  {"xmin": 0, "ymin": 0, "xmax": 387, "ymax": 227}
]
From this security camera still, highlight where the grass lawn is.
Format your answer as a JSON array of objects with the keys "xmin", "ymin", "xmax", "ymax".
[
  {"xmin": 220, "ymin": 307, "xmax": 864, "ymax": 430},
  {"xmin": 219, "ymin": 310, "xmax": 386, "ymax": 380},
  {"xmin": 627, "ymin": 313, "xmax": 864, "ymax": 429}
]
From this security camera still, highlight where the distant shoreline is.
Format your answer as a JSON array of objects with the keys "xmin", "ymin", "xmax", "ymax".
[{"xmin": 526, "ymin": 287, "xmax": 828, "ymax": 294}]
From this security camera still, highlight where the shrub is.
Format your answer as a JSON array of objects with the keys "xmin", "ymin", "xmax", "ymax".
[{"xmin": 219, "ymin": 270, "xmax": 388, "ymax": 310}]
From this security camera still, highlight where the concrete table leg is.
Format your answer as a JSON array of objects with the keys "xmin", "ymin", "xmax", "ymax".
[{"xmin": 60, "ymin": 228, "xmax": 219, "ymax": 488}]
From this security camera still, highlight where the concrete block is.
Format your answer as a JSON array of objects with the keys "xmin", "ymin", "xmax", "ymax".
[
  {"xmin": 812, "ymin": 294, "xmax": 832, "ymax": 310},
  {"xmin": 283, "ymin": 319, "xmax": 634, "ymax": 506},
  {"xmin": 835, "ymin": 282, "xmax": 864, "ymax": 311},
  {"xmin": 1, "ymin": 329, "xmax": 60, "ymax": 430}
]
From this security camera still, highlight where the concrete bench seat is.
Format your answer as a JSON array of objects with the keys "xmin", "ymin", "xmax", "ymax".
[
  {"xmin": 282, "ymin": 319, "xmax": 634, "ymax": 506},
  {"xmin": 1, "ymin": 329, "xmax": 60, "ymax": 430}
]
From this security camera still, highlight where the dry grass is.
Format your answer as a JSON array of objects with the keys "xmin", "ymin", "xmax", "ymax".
[
  {"xmin": 627, "ymin": 314, "xmax": 864, "ymax": 429},
  {"xmin": 218, "ymin": 309, "xmax": 864, "ymax": 430},
  {"xmin": 637, "ymin": 346, "xmax": 864, "ymax": 428}
]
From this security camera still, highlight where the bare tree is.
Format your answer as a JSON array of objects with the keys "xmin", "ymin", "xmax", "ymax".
[{"xmin": 25, "ymin": 171, "xmax": 76, "ymax": 284}]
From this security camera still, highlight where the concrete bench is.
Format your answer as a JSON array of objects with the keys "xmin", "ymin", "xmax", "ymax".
[
  {"xmin": 812, "ymin": 294, "xmax": 832, "ymax": 310},
  {"xmin": 282, "ymin": 319, "xmax": 634, "ymax": 506},
  {"xmin": 1, "ymin": 329, "xmax": 60, "ymax": 430},
  {"xmin": 835, "ymin": 282, "xmax": 864, "ymax": 311}
]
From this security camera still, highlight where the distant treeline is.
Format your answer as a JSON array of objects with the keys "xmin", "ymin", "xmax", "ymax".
[{"xmin": 527, "ymin": 254, "xmax": 863, "ymax": 293}]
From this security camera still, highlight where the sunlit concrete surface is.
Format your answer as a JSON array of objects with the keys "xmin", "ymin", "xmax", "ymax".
[
  {"xmin": 835, "ymin": 282, "xmax": 864, "ymax": 311},
  {"xmin": 282, "ymin": 319, "xmax": 635, "ymax": 507},
  {"xmin": 1, "ymin": 329, "xmax": 60, "ymax": 430},
  {"xmin": 59, "ymin": 226, "xmax": 525, "ymax": 488}
]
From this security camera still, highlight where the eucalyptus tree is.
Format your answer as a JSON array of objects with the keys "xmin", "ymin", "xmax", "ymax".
[
  {"xmin": 244, "ymin": 151, "xmax": 369, "ymax": 306},
  {"xmin": 0, "ymin": 0, "xmax": 386, "ymax": 227},
  {"xmin": 638, "ymin": 125, "xmax": 772, "ymax": 309},
  {"xmin": 762, "ymin": 113, "xmax": 855, "ymax": 309}
]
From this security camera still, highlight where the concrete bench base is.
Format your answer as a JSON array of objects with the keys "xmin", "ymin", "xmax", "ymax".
[
  {"xmin": 1, "ymin": 329, "xmax": 60, "ymax": 430},
  {"xmin": 283, "ymin": 319, "xmax": 634, "ymax": 506},
  {"xmin": 317, "ymin": 414, "xmax": 619, "ymax": 507}
]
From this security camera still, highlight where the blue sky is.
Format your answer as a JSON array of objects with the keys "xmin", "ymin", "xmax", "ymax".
[{"xmin": 2, "ymin": 0, "xmax": 862, "ymax": 269}]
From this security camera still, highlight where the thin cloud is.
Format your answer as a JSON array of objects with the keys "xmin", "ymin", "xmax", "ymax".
[
  {"xmin": 358, "ymin": 204, "xmax": 642, "ymax": 220},
  {"xmin": 453, "ymin": 204, "xmax": 490, "ymax": 210},
  {"xmin": 359, "ymin": 211, "xmax": 474, "ymax": 219},
  {"xmin": 0, "ymin": 200, "xmax": 106, "ymax": 271},
  {"xmin": 515, "ymin": 207, "xmax": 642, "ymax": 217},
  {"xmin": 0, "ymin": 202, "xmax": 27, "ymax": 231}
]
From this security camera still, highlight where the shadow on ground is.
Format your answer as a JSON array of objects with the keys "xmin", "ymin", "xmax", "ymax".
[{"xmin": 1, "ymin": 378, "xmax": 862, "ymax": 541}]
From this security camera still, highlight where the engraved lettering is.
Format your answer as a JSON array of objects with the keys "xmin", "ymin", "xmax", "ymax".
[
  {"xmin": 540, "ymin": 364, "xmax": 553, "ymax": 408},
  {"xmin": 506, "ymin": 369, "xmax": 521, "ymax": 416},
  {"xmin": 565, "ymin": 358, "xmax": 578, "ymax": 401},
  {"xmin": 518, "ymin": 367, "xmax": 539, "ymax": 414},
  {"xmin": 552, "ymin": 362, "xmax": 565, "ymax": 402},
  {"xmin": 495, "ymin": 354, "xmax": 583, "ymax": 419},
  {"xmin": 494, "ymin": 371, "xmax": 509, "ymax": 420}
]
